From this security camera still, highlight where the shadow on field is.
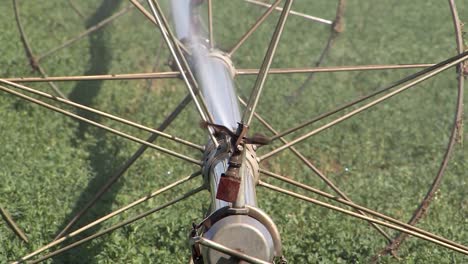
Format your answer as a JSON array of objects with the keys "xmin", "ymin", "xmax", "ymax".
[{"xmin": 54, "ymin": 1, "xmax": 124, "ymax": 263}]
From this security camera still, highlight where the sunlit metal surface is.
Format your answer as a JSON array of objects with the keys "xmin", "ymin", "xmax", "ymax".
[
  {"xmin": 193, "ymin": 48, "xmax": 241, "ymax": 130},
  {"xmin": 170, "ymin": 0, "xmax": 276, "ymax": 262},
  {"xmin": 201, "ymin": 216, "xmax": 274, "ymax": 263},
  {"xmin": 170, "ymin": 0, "xmax": 255, "ymax": 207}
]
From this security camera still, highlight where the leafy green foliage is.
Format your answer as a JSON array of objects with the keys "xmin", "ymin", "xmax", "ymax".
[{"xmin": 0, "ymin": 0, "xmax": 467, "ymax": 263}]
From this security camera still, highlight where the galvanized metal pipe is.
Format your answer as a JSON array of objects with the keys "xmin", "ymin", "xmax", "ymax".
[
  {"xmin": 169, "ymin": 0, "xmax": 279, "ymax": 262},
  {"xmin": 169, "ymin": 0, "xmax": 257, "ymax": 210}
]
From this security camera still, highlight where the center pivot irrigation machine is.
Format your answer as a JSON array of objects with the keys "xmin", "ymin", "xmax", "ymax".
[{"xmin": 1, "ymin": 0, "xmax": 467, "ymax": 263}]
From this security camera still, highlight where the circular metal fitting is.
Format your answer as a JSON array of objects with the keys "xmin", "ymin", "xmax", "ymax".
[
  {"xmin": 200, "ymin": 206, "xmax": 282, "ymax": 263},
  {"xmin": 202, "ymin": 215, "xmax": 274, "ymax": 263},
  {"xmin": 208, "ymin": 50, "xmax": 236, "ymax": 78}
]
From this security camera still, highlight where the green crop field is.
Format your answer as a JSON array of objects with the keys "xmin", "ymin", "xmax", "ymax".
[{"xmin": 0, "ymin": 0, "xmax": 467, "ymax": 263}]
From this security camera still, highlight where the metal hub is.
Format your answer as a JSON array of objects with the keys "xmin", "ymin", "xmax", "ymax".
[
  {"xmin": 202, "ymin": 215, "xmax": 274, "ymax": 263},
  {"xmin": 191, "ymin": 206, "xmax": 283, "ymax": 264}
]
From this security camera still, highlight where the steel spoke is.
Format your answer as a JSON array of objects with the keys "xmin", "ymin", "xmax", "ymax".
[
  {"xmin": 242, "ymin": 0, "xmax": 294, "ymax": 126},
  {"xmin": 374, "ymin": 0, "xmax": 467, "ymax": 257},
  {"xmin": 68, "ymin": 0, "xmax": 84, "ymax": 19},
  {"xmin": 228, "ymin": 0, "xmax": 282, "ymax": 57},
  {"xmin": 34, "ymin": 67, "xmax": 68, "ymax": 99},
  {"xmin": 244, "ymin": 0, "xmax": 333, "ymax": 25},
  {"xmin": 192, "ymin": 236, "xmax": 270, "ymax": 264},
  {"xmin": 128, "ymin": 0, "xmax": 155, "ymax": 24},
  {"xmin": 260, "ymin": 170, "xmax": 468, "ymax": 253},
  {"xmin": 27, "ymin": 186, "xmax": 205, "ymax": 264},
  {"xmin": 260, "ymin": 51, "xmax": 468, "ymax": 160},
  {"xmin": 16, "ymin": 172, "xmax": 200, "ymax": 263},
  {"xmin": 0, "ymin": 205, "xmax": 28, "ymax": 243},
  {"xmin": 259, "ymin": 181, "xmax": 468, "ymax": 255},
  {"xmin": 289, "ymin": 0, "xmax": 346, "ymax": 100},
  {"xmin": 238, "ymin": 97, "xmax": 392, "ymax": 242},
  {"xmin": 128, "ymin": 0, "xmax": 190, "ymax": 55},
  {"xmin": 36, "ymin": 3, "xmax": 135, "ymax": 61},
  {"xmin": 0, "ymin": 79, "xmax": 203, "ymax": 150},
  {"xmin": 145, "ymin": 37, "xmax": 167, "ymax": 91},
  {"xmin": 13, "ymin": 0, "xmax": 67, "ymax": 99},
  {"xmin": 267, "ymin": 67, "xmax": 445, "ymax": 143},
  {"xmin": 0, "ymin": 84, "xmax": 202, "ymax": 165},
  {"xmin": 146, "ymin": 0, "xmax": 217, "ymax": 144},
  {"xmin": 235, "ymin": 64, "xmax": 434, "ymax": 75},
  {"xmin": 54, "ymin": 94, "xmax": 193, "ymax": 240},
  {"xmin": 129, "ymin": 0, "xmax": 157, "ymax": 24},
  {"xmin": 5, "ymin": 71, "xmax": 180, "ymax": 82}
]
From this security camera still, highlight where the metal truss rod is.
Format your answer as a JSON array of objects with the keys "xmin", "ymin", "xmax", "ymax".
[{"xmin": 0, "ymin": 84, "xmax": 202, "ymax": 165}]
